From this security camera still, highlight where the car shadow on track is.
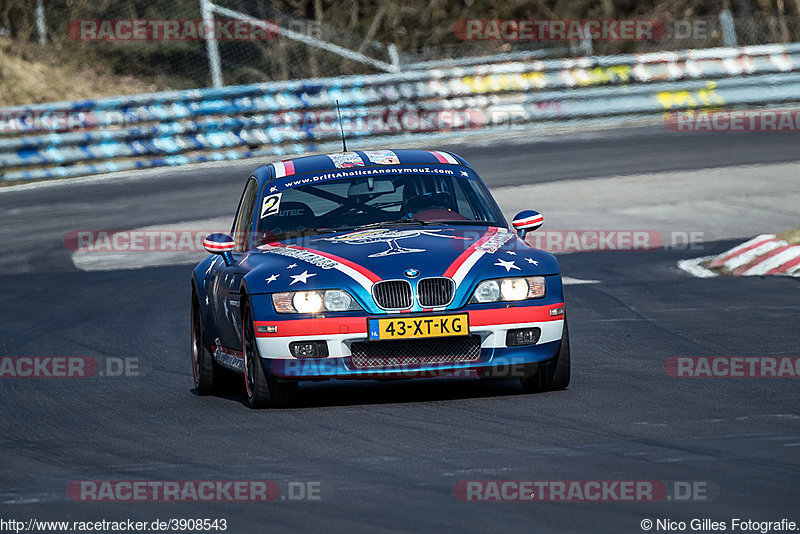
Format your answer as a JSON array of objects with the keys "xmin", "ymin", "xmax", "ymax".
[{"xmin": 191, "ymin": 377, "xmax": 558, "ymax": 409}]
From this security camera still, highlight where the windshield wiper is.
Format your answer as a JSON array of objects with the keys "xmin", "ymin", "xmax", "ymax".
[
  {"xmin": 432, "ymin": 220, "xmax": 494, "ymax": 226},
  {"xmin": 355, "ymin": 218, "xmax": 438, "ymax": 229},
  {"xmin": 260, "ymin": 228, "xmax": 330, "ymax": 242}
]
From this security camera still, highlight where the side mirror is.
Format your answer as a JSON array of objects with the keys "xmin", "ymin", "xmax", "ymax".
[
  {"xmin": 512, "ymin": 210, "xmax": 543, "ymax": 239},
  {"xmin": 203, "ymin": 233, "xmax": 235, "ymax": 266}
]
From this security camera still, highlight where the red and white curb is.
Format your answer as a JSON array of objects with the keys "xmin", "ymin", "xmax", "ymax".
[{"xmin": 678, "ymin": 234, "xmax": 800, "ymax": 278}]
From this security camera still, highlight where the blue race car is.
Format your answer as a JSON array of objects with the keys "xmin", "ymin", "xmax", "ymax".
[{"xmin": 191, "ymin": 149, "xmax": 569, "ymax": 407}]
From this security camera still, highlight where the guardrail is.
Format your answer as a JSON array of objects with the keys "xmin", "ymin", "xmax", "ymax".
[{"xmin": 2, "ymin": 43, "xmax": 800, "ymax": 182}]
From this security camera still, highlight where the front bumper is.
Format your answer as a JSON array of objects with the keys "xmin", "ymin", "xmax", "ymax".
[
  {"xmin": 264, "ymin": 340, "xmax": 561, "ymax": 379},
  {"xmin": 254, "ymin": 303, "xmax": 565, "ymax": 379}
]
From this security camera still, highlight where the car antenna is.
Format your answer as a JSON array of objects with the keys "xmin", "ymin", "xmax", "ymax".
[{"xmin": 336, "ymin": 100, "xmax": 348, "ymax": 152}]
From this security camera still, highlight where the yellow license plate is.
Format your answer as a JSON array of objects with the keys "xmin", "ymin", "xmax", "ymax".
[{"xmin": 368, "ymin": 314, "xmax": 469, "ymax": 341}]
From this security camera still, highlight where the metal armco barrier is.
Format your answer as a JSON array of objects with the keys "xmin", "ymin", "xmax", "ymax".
[{"xmin": 2, "ymin": 43, "xmax": 800, "ymax": 182}]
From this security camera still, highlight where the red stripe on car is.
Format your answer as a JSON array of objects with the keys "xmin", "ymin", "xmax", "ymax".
[
  {"xmin": 469, "ymin": 304, "xmax": 565, "ymax": 326},
  {"xmin": 442, "ymin": 227, "xmax": 498, "ymax": 278},
  {"xmin": 255, "ymin": 317, "xmax": 368, "ymax": 337}
]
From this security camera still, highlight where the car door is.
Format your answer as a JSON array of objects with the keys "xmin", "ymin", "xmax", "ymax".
[{"xmin": 210, "ymin": 177, "xmax": 259, "ymax": 352}]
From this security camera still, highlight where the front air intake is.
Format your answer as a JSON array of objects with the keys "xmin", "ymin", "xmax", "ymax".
[
  {"xmin": 372, "ymin": 280, "xmax": 413, "ymax": 310},
  {"xmin": 417, "ymin": 277, "xmax": 455, "ymax": 307}
]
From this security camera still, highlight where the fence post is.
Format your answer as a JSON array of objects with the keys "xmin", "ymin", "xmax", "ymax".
[
  {"xmin": 388, "ymin": 43, "xmax": 400, "ymax": 72},
  {"xmin": 581, "ymin": 23, "xmax": 593, "ymax": 56},
  {"xmin": 719, "ymin": 10, "xmax": 737, "ymax": 47},
  {"xmin": 35, "ymin": 0, "xmax": 46, "ymax": 44},
  {"xmin": 200, "ymin": 0, "xmax": 224, "ymax": 88}
]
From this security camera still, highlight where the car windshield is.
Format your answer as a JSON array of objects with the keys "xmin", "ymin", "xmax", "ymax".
[{"xmin": 256, "ymin": 172, "xmax": 505, "ymax": 242}]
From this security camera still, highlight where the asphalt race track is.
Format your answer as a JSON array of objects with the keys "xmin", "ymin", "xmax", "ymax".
[{"xmin": 1, "ymin": 127, "xmax": 799, "ymax": 533}]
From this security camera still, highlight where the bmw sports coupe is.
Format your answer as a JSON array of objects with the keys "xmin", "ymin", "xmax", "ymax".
[{"xmin": 191, "ymin": 149, "xmax": 569, "ymax": 407}]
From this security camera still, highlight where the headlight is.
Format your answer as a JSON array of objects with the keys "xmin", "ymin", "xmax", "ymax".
[
  {"xmin": 470, "ymin": 276, "xmax": 546, "ymax": 303},
  {"xmin": 293, "ymin": 291, "xmax": 323, "ymax": 313},
  {"xmin": 501, "ymin": 278, "xmax": 529, "ymax": 300},
  {"xmin": 323, "ymin": 289, "xmax": 355, "ymax": 312},
  {"xmin": 472, "ymin": 280, "xmax": 500, "ymax": 303},
  {"xmin": 272, "ymin": 290, "xmax": 362, "ymax": 314}
]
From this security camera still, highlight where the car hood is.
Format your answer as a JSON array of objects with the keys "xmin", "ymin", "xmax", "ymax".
[{"xmin": 241, "ymin": 225, "xmax": 559, "ymax": 301}]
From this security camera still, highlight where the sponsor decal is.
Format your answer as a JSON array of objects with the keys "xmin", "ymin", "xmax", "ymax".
[
  {"xmin": 477, "ymin": 228, "xmax": 514, "ymax": 253},
  {"xmin": 363, "ymin": 150, "xmax": 400, "ymax": 165},
  {"xmin": 276, "ymin": 165, "xmax": 457, "ymax": 191},
  {"xmin": 212, "ymin": 340, "xmax": 244, "ymax": 371},
  {"xmin": 327, "ymin": 152, "xmax": 364, "ymax": 168},
  {"xmin": 320, "ymin": 228, "xmax": 464, "ymax": 258},
  {"xmin": 260, "ymin": 193, "xmax": 282, "ymax": 218},
  {"xmin": 279, "ymin": 207, "xmax": 306, "ymax": 217},
  {"xmin": 259, "ymin": 244, "xmax": 340, "ymax": 270}
]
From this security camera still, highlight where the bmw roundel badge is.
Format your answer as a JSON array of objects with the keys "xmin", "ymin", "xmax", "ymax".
[{"xmin": 404, "ymin": 268, "xmax": 420, "ymax": 278}]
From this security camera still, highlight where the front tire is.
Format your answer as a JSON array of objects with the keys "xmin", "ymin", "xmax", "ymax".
[
  {"xmin": 520, "ymin": 318, "xmax": 571, "ymax": 393},
  {"xmin": 242, "ymin": 303, "xmax": 299, "ymax": 408}
]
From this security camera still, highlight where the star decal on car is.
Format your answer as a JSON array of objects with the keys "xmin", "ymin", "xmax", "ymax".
[
  {"xmin": 525, "ymin": 258, "xmax": 539, "ymax": 266},
  {"xmin": 266, "ymin": 274, "xmax": 279, "ymax": 283},
  {"xmin": 289, "ymin": 270, "xmax": 316, "ymax": 285},
  {"xmin": 494, "ymin": 258, "xmax": 521, "ymax": 272},
  {"xmin": 286, "ymin": 263, "xmax": 298, "ymax": 269}
]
